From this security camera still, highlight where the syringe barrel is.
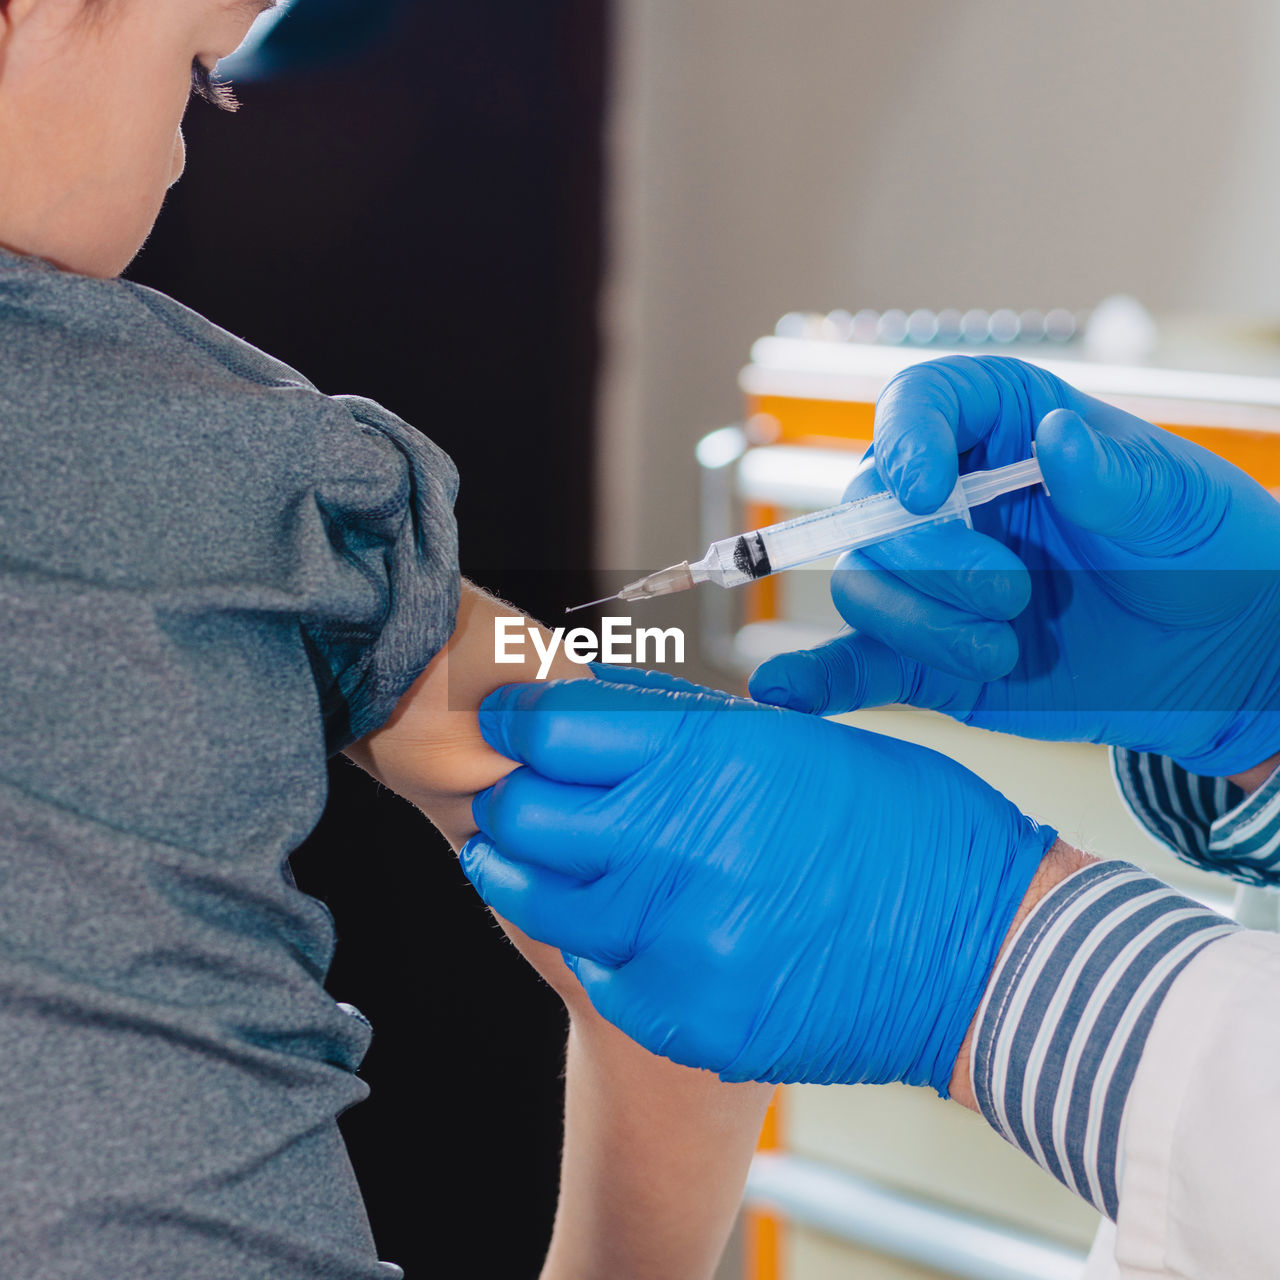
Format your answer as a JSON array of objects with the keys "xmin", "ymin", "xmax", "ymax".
[
  {"xmin": 698, "ymin": 485, "xmax": 971, "ymax": 586},
  {"xmin": 692, "ymin": 456, "xmax": 1043, "ymax": 589},
  {"xmin": 761, "ymin": 486, "xmax": 970, "ymax": 571}
]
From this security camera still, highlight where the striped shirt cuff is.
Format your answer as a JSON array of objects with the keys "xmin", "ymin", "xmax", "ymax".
[
  {"xmin": 971, "ymin": 860, "xmax": 1237, "ymax": 1220},
  {"xmin": 1113, "ymin": 747, "xmax": 1280, "ymax": 886}
]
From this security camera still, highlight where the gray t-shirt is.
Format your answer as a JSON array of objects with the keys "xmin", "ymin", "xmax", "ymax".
[{"xmin": 0, "ymin": 247, "xmax": 460, "ymax": 1278}]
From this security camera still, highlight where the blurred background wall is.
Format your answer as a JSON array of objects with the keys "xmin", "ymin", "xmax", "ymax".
[{"xmin": 600, "ymin": 0, "xmax": 1280, "ymax": 573}]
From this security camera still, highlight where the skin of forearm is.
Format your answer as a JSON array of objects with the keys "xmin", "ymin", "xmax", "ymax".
[
  {"xmin": 948, "ymin": 839, "xmax": 1096, "ymax": 1111},
  {"xmin": 346, "ymin": 580, "xmax": 772, "ymax": 1279},
  {"xmin": 546, "ymin": 1015, "xmax": 772, "ymax": 1279},
  {"xmin": 1228, "ymin": 749, "xmax": 1280, "ymax": 796}
]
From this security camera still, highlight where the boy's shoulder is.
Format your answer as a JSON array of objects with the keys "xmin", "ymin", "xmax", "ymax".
[
  {"xmin": 0, "ymin": 251, "xmax": 456, "ymax": 554},
  {"xmin": 0, "ymin": 254, "xmax": 317, "ymax": 399}
]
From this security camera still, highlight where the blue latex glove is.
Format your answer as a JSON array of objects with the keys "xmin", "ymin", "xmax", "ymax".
[
  {"xmin": 749, "ymin": 355, "xmax": 1280, "ymax": 777},
  {"xmin": 460, "ymin": 667, "xmax": 1056, "ymax": 1093}
]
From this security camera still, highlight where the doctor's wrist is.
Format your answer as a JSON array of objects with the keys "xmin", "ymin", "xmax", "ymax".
[{"xmin": 948, "ymin": 839, "xmax": 1092, "ymax": 1112}]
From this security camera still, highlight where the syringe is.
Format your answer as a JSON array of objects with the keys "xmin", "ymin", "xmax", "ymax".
[{"xmin": 566, "ymin": 455, "xmax": 1045, "ymax": 612}]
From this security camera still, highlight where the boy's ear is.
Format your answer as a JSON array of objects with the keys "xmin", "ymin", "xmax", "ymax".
[
  {"xmin": 2, "ymin": 0, "xmax": 53, "ymax": 35},
  {"xmin": 0, "ymin": 0, "xmax": 43, "ymax": 73}
]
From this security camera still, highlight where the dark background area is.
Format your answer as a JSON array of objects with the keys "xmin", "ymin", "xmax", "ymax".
[{"xmin": 127, "ymin": 3, "xmax": 608, "ymax": 1274}]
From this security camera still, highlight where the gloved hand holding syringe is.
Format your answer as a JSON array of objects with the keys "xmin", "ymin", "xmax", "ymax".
[{"xmin": 567, "ymin": 454, "xmax": 1045, "ymax": 612}]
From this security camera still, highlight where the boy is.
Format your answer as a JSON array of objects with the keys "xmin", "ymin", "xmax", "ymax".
[{"xmin": 0, "ymin": 1, "xmax": 770, "ymax": 1275}]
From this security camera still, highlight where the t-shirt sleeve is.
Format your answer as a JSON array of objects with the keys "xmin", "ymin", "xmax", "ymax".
[
  {"xmin": 301, "ymin": 394, "xmax": 460, "ymax": 753},
  {"xmin": 1, "ymin": 265, "xmax": 463, "ymax": 838}
]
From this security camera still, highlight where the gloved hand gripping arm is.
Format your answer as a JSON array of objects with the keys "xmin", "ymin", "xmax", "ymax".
[{"xmin": 462, "ymin": 668, "xmax": 1059, "ymax": 1094}]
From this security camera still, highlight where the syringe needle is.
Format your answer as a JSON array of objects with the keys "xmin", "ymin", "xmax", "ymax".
[
  {"xmin": 566, "ymin": 563, "xmax": 698, "ymax": 613},
  {"xmin": 565, "ymin": 594, "xmax": 621, "ymax": 614}
]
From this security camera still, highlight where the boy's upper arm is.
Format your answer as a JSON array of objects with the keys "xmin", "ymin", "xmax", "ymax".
[
  {"xmin": 344, "ymin": 579, "xmax": 546, "ymax": 848},
  {"xmin": 343, "ymin": 579, "xmax": 590, "ymax": 1002}
]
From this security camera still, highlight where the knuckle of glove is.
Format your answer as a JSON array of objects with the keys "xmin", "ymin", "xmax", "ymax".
[
  {"xmin": 477, "ymin": 773, "xmax": 523, "ymax": 845},
  {"xmin": 814, "ymin": 638, "xmax": 873, "ymax": 709}
]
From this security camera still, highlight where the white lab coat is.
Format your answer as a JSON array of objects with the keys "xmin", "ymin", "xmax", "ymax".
[{"xmin": 1082, "ymin": 930, "xmax": 1280, "ymax": 1278}]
